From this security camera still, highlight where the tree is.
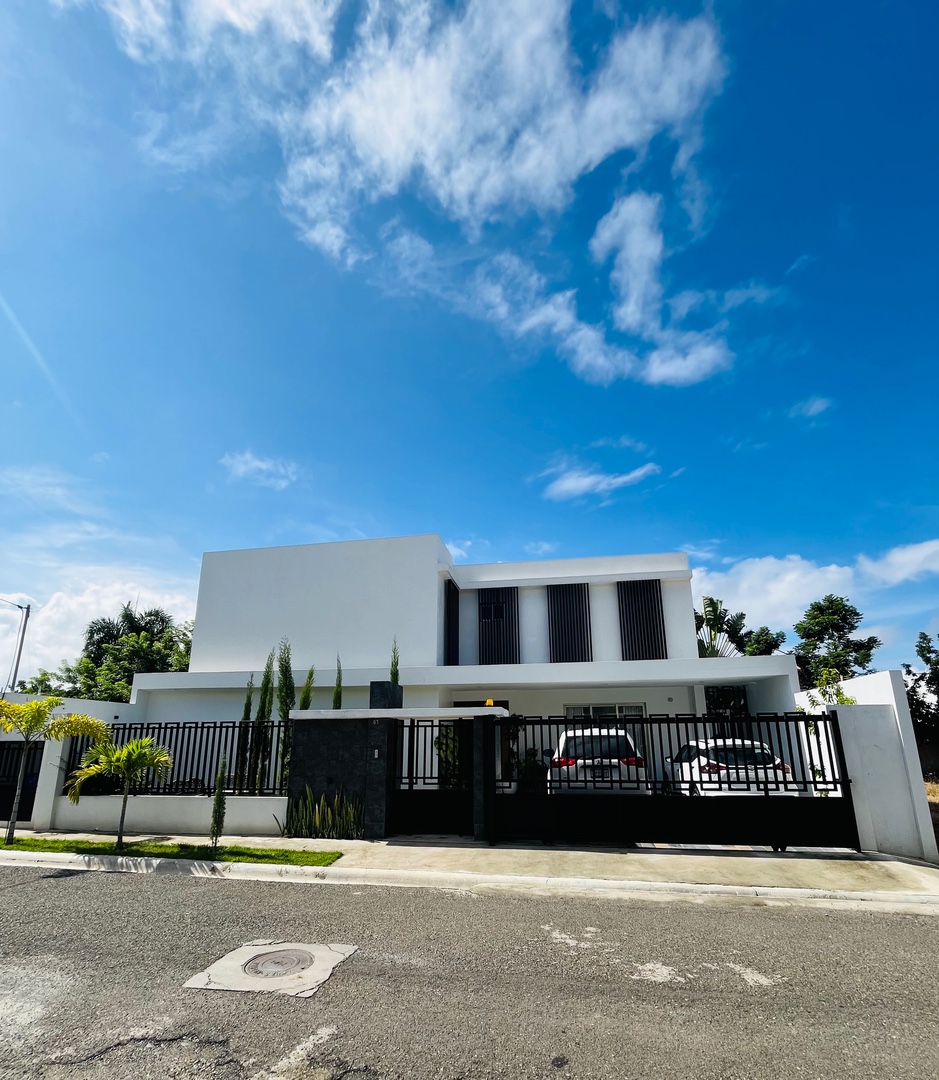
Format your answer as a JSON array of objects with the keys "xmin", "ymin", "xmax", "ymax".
[
  {"xmin": 390, "ymin": 637, "xmax": 400, "ymax": 686},
  {"xmin": 66, "ymin": 737, "xmax": 172, "ymax": 851},
  {"xmin": 794, "ymin": 594, "xmax": 881, "ymax": 691},
  {"xmin": 904, "ymin": 631, "xmax": 939, "ymax": 737},
  {"xmin": 234, "ymin": 673, "xmax": 254, "ymax": 791},
  {"xmin": 332, "ymin": 654, "xmax": 343, "ymax": 709},
  {"xmin": 297, "ymin": 664, "xmax": 315, "ymax": 710},
  {"xmin": 276, "ymin": 638, "xmax": 296, "ymax": 788},
  {"xmin": 0, "ymin": 697, "xmax": 110, "ymax": 843},
  {"xmin": 248, "ymin": 650, "xmax": 275, "ymax": 793},
  {"xmin": 695, "ymin": 597, "xmax": 786, "ymax": 658},
  {"xmin": 210, "ymin": 754, "xmax": 227, "ymax": 853},
  {"xmin": 19, "ymin": 603, "xmax": 191, "ymax": 703}
]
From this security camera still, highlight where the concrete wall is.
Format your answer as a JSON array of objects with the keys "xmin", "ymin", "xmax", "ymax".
[
  {"xmin": 795, "ymin": 671, "xmax": 937, "ymax": 862},
  {"xmin": 190, "ymin": 534, "xmax": 450, "ymax": 672},
  {"xmin": 444, "ymin": 684, "xmax": 698, "ymax": 716},
  {"xmin": 50, "ymin": 794, "xmax": 287, "ymax": 837}
]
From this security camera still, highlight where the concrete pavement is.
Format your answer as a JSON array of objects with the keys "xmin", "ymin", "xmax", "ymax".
[{"xmin": 3, "ymin": 830, "xmax": 939, "ymax": 911}]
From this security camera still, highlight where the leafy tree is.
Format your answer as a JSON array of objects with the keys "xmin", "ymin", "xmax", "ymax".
[
  {"xmin": 210, "ymin": 754, "xmax": 227, "ymax": 853},
  {"xmin": 803, "ymin": 668, "xmax": 858, "ymax": 711},
  {"xmin": 904, "ymin": 631, "xmax": 939, "ymax": 737},
  {"xmin": 0, "ymin": 697, "xmax": 110, "ymax": 843},
  {"xmin": 794, "ymin": 594, "xmax": 881, "ymax": 691},
  {"xmin": 276, "ymin": 638, "xmax": 296, "ymax": 788},
  {"xmin": 248, "ymin": 650, "xmax": 275, "ymax": 793},
  {"xmin": 333, "ymin": 654, "xmax": 343, "ymax": 709},
  {"xmin": 390, "ymin": 637, "xmax": 400, "ymax": 686},
  {"xmin": 66, "ymin": 737, "xmax": 172, "ymax": 851},
  {"xmin": 234, "ymin": 673, "xmax": 254, "ymax": 791},
  {"xmin": 297, "ymin": 664, "xmax": 315, "ymax": 710},
  {"xmin": 19, "ymin": 603, "xmax": 191, "ymax": 703},
  {"xmin": 695, "ymin": 597, "xmax": 786, "ymax": 658}
]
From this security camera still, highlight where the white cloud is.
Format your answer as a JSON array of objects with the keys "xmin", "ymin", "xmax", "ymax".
[
  {"xmin": 788, "ymin": 396, "xmax": 832, "ymax": 419},
  {"xmin": 61, "ymin": 1, "xmax": 756, "ymax": 390},
  {"xmin": 446, "ymin": 539, "xmax": 472, "ymax": 561},
  {"xmin": 0, "ymin": 466, "xmax": 100, "ymax": 517},
  {"xmin": 542, "ymin": 461, "xmax": 661, "ymax": 501},
  {"xmin": 786, "ymin": 253, "xmax": 815, "ymax": 276},
  {"xmin": 857, "ymin": 540, "xmax": 939, "ymax": 586},
  {"xmin": 691, "ymin": 539, "xmax": 939, "ymax": 635},
  {"xmin": 590, "ymin": 435, "xmax": 649, "ymax": 452},
  {"xmin": 590, "ymin": 192, "xmax": 663, "ymax": 336},
  {"xmin": 524, "ymin": 541, "xmax": 557, "ymax": 557},
  {"xmin": 220, "ymin": 450, "xmax": 299, "ymax": 490}
]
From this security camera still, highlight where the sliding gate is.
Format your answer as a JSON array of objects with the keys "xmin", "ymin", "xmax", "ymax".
[
  {"xmin": 390, "ymin": 716, "xmax": 475, "ymax": 836},
  {"xmin": 491, "ymin": 713, "xmax": 860, "ymax": 850}
]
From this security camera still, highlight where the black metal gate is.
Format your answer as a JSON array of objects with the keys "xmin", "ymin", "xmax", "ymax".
[
  {"xmin": 390, "ymin": 717, "xmax": 475, "ymax": 835},
  {"xmin": 0, "ymin": 741, "xmax": 44, "ymax": 822},
  {"xmin": 491, "ymin": 714, "xmax": 860, "ymax": 850}
]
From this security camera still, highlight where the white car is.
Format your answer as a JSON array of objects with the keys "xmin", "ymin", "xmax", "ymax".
[
  {"xmin": 547, "ymin": 728, "xmax": 650, "ymax": 795},
  {"xmin": 665, "ymin": 739, "xmax": 798, "ymax": 796}
]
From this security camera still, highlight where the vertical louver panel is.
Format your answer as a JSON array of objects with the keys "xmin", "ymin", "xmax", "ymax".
[
  {"xmin": 445, "ymin": 579, "xmax": 460, "ymax": 666},
  {"xmin": 618, "ymin": 579, "xmax": 668, "ymax": 660},
  {"xmin": 477, "ymin": 587, "xmax": 520, "ymax": 665},
  {"xmin": 547, "ymin": 583, "xmax": 592, "ymax": 663}
]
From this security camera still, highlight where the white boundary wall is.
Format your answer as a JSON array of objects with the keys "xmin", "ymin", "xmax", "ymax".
[
  {"xmin": 50, "ymin": 795, "xmax": 286, "ymax": 837},
  {"xmin": 796, "ymin": 671, "xmax": 938, "ymax": 863}
]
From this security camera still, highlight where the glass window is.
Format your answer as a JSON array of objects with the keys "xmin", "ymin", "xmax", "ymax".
[
  {"xmin": 709, "ymin": 745, "xmax": 775, "ymax": 766},
  {"xmin": 561, "ymin": 732, "xmax": 638, "ymax": 760}
]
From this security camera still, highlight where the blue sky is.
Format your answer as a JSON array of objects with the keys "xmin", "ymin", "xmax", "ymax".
[{"xmin": 1, "ymin": 0, "xmax": 937, "ymax": 679}]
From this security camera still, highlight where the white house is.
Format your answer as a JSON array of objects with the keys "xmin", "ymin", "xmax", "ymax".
[{"xmin": 129, "ymin": 533, "xmax": 800, "ymax": 723}]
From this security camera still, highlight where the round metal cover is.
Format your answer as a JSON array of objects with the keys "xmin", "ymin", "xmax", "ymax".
[{"xmin": 243, "ymin": 949, "xmax": 315, "ymax": 979}]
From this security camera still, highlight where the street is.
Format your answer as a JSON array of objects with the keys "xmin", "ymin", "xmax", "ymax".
[{"xmin": 1, "ymin": 865, "xmax": 937, "ymax": 1079}]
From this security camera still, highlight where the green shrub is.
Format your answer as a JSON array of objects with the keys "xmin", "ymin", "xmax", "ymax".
[{"xmin": 277, "ymin": 786, "xmax": 364, "ymax": 840}]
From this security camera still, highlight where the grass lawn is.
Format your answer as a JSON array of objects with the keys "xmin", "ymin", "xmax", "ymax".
[{"xmin": 0, "ymin": 837, "xmax": 342, "ymax": 867}]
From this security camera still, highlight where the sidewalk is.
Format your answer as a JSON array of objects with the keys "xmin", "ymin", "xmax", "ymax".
[{"xmin": 4, "ymin": 830, "xmax": 939, "ymax": 910}]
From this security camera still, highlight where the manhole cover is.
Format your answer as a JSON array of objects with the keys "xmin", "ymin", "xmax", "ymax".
[{"xmin": 244, "ymin": 949, "xmax": 315, "ymax": 978}]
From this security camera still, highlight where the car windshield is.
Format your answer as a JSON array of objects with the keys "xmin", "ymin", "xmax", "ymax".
[
  {"xmin": 562, "ymin": 734, "xmax": 636, "ymax": 760},
  {"xmin": 709, "ymin": 745, "xmax": 776, "ymax": 766}
]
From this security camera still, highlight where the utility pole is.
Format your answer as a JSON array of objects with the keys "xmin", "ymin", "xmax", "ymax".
[{"xmin": 1, "ymin": 598, "xmax": 30, "ymax": 695}]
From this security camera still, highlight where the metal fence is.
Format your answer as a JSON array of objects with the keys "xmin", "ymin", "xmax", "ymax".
[
  {"xmin": 62, "ymin": 721, "xmax": 289, "ymax": 796},
  {"xmin": 493, "ymin": 714, "xmax": 847, "ymax": 796}
]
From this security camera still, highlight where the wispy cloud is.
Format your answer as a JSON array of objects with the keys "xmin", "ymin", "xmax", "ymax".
[
  {"xmin": 58, "ymin": 2, "xmax": 787, "ymax": 390},
  {"xmin": 0, "ymin": 465, "xmax": 99, "ymax": 517},
  {"xmin": 0, "ymin": 291, "xmax": 83, "ymax": 430},
  {"xmin": 788, "ymin": 396, "xmax": 832, "ymax": 419},
  {"xmin": 524, "ymin": 541, "xmax": 557, "ymax": 557},
  {"xmin": 590, "ymin": 434, "xmax": 649, "ymax": 453},
  {"xmin": 542, "ymin": 461, "xmax": 661, "ymax": 501},
  {"xmin": 220, "ymin": 450, "xmax": 299, "ymax": 490},
  {"xmin": 786, "ymin": 253, "xmax": 816, "ymax": 276}
]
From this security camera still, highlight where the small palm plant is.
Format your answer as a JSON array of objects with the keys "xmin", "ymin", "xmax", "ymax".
[
  {"xmin": 0, "ymin": 696, "xmax": 110, "ymax": 844},
  {"xmin": 66, "ymin": 737, "xmax": 173, "ymax": 851}
]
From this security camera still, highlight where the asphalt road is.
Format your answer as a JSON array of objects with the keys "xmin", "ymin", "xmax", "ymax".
[{"xmin": 0, "ymin": 866, "xmax": 937, "ymax": 1080}]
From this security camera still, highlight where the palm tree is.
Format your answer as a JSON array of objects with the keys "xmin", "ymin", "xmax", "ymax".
[
  {"xmin": 695, "ymin": 597, "xmax": 748, "ymax": 657},
  {"xmin": 83, "ymin": 603, "xmax": 175, "ymax": 666},
  {"xmin": 66, "ymin": 737, "xmax": 172, "ymax": 851},
  {"xmin": 0, "ymin": 697, "xmax": 110, "ymax": 843}
]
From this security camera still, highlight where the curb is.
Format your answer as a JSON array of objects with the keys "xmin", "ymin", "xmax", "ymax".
[{"xmin": 2, "ymin": 849, "xmax": 939, "ymax": 909}]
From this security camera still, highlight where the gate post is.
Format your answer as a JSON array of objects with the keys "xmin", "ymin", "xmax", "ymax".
[
  {"xmin": 364, "ymin": 716, "xmax": 395, "ymax": 840},
  {"xmin": 473, "ymin": 714, "xmax": 496, "ymax": 843}
]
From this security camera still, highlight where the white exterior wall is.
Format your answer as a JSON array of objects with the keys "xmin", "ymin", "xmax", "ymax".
[
  {"xmin": 589, "ymin": 583, "xmax": 621, "ymax": 662},
  {"xmin": 519, "ymin": 586, "xmax": 548, "ymax": 664},
  {"xmin": 189, "ymin": 534, "xmax": 450, "ymax": 672},
  {"xmin": 662, "ymin": 578, "xmax": 698, "ymax": 659},
  {"xmin": 481, "ymin": 683, "xmax": 697, "ymax": 717},
  {"xmin": 51, "ymin": 795, "xmax": 286, "ymax": 837},
  {"xmin": 795, "ymin": 670, "xmax": 937, "ymax": 862},
  {"xmin": 458, "ymin": 588, "xmax": 478, "ymax": 665}
]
